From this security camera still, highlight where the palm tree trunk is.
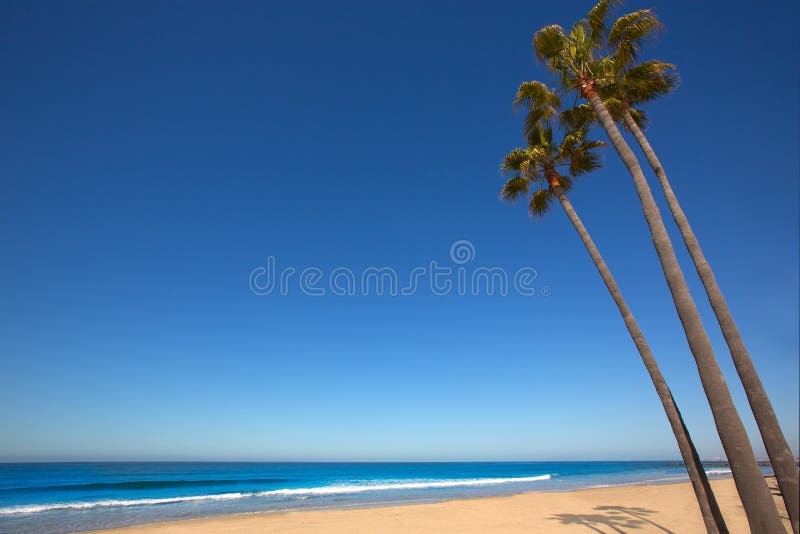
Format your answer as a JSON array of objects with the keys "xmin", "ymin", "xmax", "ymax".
[
  {"xmin": 581, "ymin": 84, "xmax": 785, "ymax": 533},
  {"xmin": 551, "ymin": 180, "xmax": 728, "ymax": 533},
  {"xmin": 623, "ymin": 109, "xmax": 799, "ymax": 533}
]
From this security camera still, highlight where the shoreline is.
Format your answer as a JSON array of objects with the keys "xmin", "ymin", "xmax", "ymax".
[{"xmin": 94, "ymin": 476, "xmax": 791, "ymax": 533}]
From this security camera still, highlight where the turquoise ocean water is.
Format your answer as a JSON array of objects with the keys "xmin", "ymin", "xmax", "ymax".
[{"xmin": 0, "ymin": 461, "xmax": 757, "ymax": 533}]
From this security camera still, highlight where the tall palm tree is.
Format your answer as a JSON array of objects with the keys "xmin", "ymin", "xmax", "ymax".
[
  {"xmin": 528, "ymin": 3, "xmax": 785, "ymax": 531},
  {"xmin": 500, "ymin": 118, "xmax": 727, "ymax": 533},
  {"xmin": 595, "ymin": 57, "xmax": 799, "ymax": 533}
]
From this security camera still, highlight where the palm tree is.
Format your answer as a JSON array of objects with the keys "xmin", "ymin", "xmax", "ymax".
[
  {"xmin": 527, "ymin": 3, "xmax": 785, "ymax": 531},
  {"xmin": 500, "ymin": 118, "xmax": 727, "ymax": 533},
  {"xmin": 595, "ymin": 57, "xmax": 799, "ymax": 533}
]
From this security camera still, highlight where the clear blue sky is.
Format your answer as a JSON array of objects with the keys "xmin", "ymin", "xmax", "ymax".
[{"xmin": 1, "ymin": 0, "xmax": 797, "ymax": 462}]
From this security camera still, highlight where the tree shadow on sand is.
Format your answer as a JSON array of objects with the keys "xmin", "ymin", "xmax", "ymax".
[
  {"xmin": 767, "ymin": 477, "xmax": 783, "ymax": 497},
  {"xmin": 549, "ymin": 505, "xmax": 674, "ymax": 533}
]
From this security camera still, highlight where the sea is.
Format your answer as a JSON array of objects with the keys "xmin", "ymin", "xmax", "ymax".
[{"xmin": 0, "ymin": 461, "xmax": 760, "ymax": 533}]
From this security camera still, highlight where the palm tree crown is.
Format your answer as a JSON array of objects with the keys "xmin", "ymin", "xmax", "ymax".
[
  {"xmin": 551, "ymin": 59, "xmax": 677, "ymax": 134},
  {"xmin": 519, "ymin": 3, "xmax": 670, "ymax": 136},
  {"xmin": 533, "ymin": 2, "xmax": 661, "ymax": 99},
  {"xmin": 595, "ymin": 58, "xmax": 678, "ymax": 129},
  {"xmin": 500, "ymin": 122, "xmax": 604, "ymax": 218}
]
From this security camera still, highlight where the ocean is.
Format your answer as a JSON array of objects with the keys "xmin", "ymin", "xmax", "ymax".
[{"xmin": 0, "ymin": 461, "xmax": 755, "ymax": 533}]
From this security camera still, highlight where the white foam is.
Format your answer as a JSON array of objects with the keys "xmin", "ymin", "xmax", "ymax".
[
  {"xmin": 0, "ymin": 493, "xmax": 247, "ymax": 515},
  {"xmin": 705, "ymin": 468, "xmax": 733, "ymax": 475},
  {"xmin": 254, "ymin": 475, "xmax": 552, "ymax": 497},
  {"xmin": 0, "ymin": 475, "xmax": 551, "ymax": 515}
]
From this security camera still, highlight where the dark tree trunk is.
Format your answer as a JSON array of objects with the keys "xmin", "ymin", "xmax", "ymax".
[
  {"xmin": 623, "ymin": 109, "xmax": 799, "ymax": 533},
  {"xmin": 552, "ymin": 181, "xmax": 727, "ymax": 533},
  {"xmin": 582, "ymin": 86, "xmax": 784, "ymax": 533}
]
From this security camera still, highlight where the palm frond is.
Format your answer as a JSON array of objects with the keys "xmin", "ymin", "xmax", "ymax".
[
  {"xmin": 513, "ymin": 81, "xmax": 561, "ymax": 111},
  {"xmin": 541, "ymin": 123, "xmax": 554, "ymax": 146},
  {"xmin": 569, "ymin": 148, "xmax": 603, "ymax": 176},
  {"xmin": 556, "ymin": 66, "xmax": 579, "ymax": 91},
  {"xmin": 529, "ymin": 188, "xmax": 553, "ymax": 218},
  {"xmin": 555, "ymin": 128, "xmax": 605, "ymax": 177},
  {"xmin": 569, "ymin": 20, "xmax": 593, "ymax": 60},
  {"xmin": 560, "ymin": 104, "xmax": 596, "ymax": 131},
  {"xmin": 609, "ymin": 9, "xmax": 663, "ymax": 67},
  {"xmin": 592, "ymin": 55, "xmax": 620, "ymax": 86},
  {"xmin": 623, "ymin": 60, "xmax": 676, "ymax": 79},
  {"xmin": 580, "ymin": 140, "xmax": 606, "ymax": 151},
  {"xmin": 620, "ymin": 60, "xmax": 679, "ymax": 103},
  {"xmin": 523, "ymin": 108, "xmax": 549, "ymax": 137},
  {"xmin": 500, "ymin": 149, "xmax": 529, "ymax": 173},
  {"xmin": 602, "ymin": 97, "xmax": 628, "ymax": 122},
  {"xmin": 526, "ymin": 147, "xmax": 549, "ymax": 173},
  {"xmin": 500, "ymin": 176, "xmax": 530, "ymax": 202},
  {"xmin": 533, "ymin": 25, "xmax": 567, "ymax": 63},
  {"xmin": 558, "ymin": 129, "xmax": 584, "ymax": 155},
  {"xmin": 525, "ymin": 122, "xmax": 554, "ymax": 151},
  {"xmin": 587, "ymin": 0, "xmax": 622, "ymax": 44}
]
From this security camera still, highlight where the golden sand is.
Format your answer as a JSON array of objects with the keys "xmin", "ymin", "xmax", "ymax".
[{"xmin": 97, "ymin": 477, "xmax": 790, "ymax": 533}]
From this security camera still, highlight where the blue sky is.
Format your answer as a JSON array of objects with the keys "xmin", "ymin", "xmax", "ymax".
[{"xmin": 1, "ymin": 0, "xmax": 797, "ymax": 462}]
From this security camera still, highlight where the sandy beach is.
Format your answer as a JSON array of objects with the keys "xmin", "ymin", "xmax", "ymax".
[{"xmin": 96, "ymin": 477, "xmax": 790, "ymax": 534}]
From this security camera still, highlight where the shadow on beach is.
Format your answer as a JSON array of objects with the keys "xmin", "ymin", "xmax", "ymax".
[{"xmin": 549, "ymin": 505, "xmax": 674, "ymax": 533}]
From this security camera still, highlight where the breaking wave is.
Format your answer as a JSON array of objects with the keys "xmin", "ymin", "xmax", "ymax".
[{"xmin": 0, "ymin": 474, "xmax": 552, "ymax": 515}]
